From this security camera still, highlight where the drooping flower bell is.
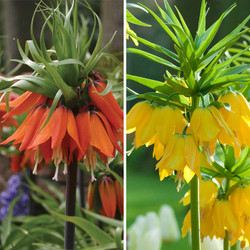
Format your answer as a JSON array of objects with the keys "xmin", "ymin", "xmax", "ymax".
[
  {"xmin": 156, "ymin": 133, "xmax": 200, "ymax": 183},
  {"xmin": 1, "ymin": 71, "xmax": 123, "ymax": 181},
  {"xmin": 219, "ymin": 91, "xmax": 250, "ymax": 148},
  {"xmin": 98, "ymin": 176, "xmax": 117, "ymax": 218},
  {"xmin": 127, "ymin": 101, "xmax": 187, "ymax": 149},
  {"xmin": 189, "ymin": 106, "xmax": 239, "ymax": 157},
  {"xmin": 182, "ymin": 180, "xmax": 219, "ymax": 239}
]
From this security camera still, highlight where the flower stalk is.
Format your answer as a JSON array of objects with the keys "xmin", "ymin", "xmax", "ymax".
[
  {"xmin": 223, "ymin": 178, "xmax": 231, "ymax": 250},
  {"xmin": 64, "ymin": 155, "xmax": 78, "ymax": 250},
  {"xmin": 190, "ymin": 95, "xmax": 201, "ymax": 250}
]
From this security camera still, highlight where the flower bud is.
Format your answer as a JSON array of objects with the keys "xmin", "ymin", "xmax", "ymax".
[
  {"xmin": 114, "ymin": 179, "xmax": 123, "ymax": 216},
  {"xmin": 98, "ymin": 176, "xmax": 117, "ymax": 218},
  {"xmin": 87, "ymin": 181, "xmax": 96, "ymax": 210}
]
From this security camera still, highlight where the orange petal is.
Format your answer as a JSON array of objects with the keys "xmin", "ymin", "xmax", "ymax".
[
  {"xmin": 90, "ymin": 112, "xmax": 114, "ymax": 157},
  {"xmin": 88, "ymin": 83, "xmax": 123, "ymax": 130},
  {"xmin": 67, "ymin": 109, "xmax": 83, "ymax": 154},
  {"xmin": 19, "ymin": 106, "xmax": 47, "ymax": 151},
  {"xmin": 76, "ymin": 111, "xmax": 91, "ymax": 160},
  {"xmin": 51, "ymin": 106, "xmax": 68, "ymax": 149},
  {"xmin": 97, "ymin": 111, "xmax": 123, "ymax": 154},
  {"xmin": 0, "ymin": 109, "xmax": 35, "ymax": 145},
  {"xmin": 28, "ymin": 108, "xmax": 54, "ymax": 149},
  {"xmin": 95, "ymin": 81, "xmax": 123, "ymax": 119},
  {"xmin": 99, "ymin": 176, "xmax": 117, "ymax": 218},
  {"xmin": 4, "ymin": 92, "xmax": 45, "ymax": 119},
  {"xmin": 40, "ymin": 139, "xmax": 52, "ymax": 164}
]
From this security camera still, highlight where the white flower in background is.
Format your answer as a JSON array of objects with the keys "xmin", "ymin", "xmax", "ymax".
[
  {"xmin": 128, "ymin": 212, "xmax": 161, "ymax": 250},
  {"xmin": 159, "ymin": 205, "xmax": 180, "ymax": 242},
  {"xmin": 201, "ymin": 236, "xmax": 223, "ymax": 250},
  {"xmin": 128, "ymin": 205, "xmax": 180, "ymax": 250}
]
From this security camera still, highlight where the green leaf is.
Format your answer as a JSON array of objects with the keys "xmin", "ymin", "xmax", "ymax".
[
  {"xmin": 79, "ymin": 7, "xmax": 97, "ymax": 62},
  {"xmin": 83, "ymin": 242, "xmax": 117, "ymax": 250},
  {"xmin": 232, "ymin": 147, "xmax": 250, "ymax": 173},
  {"xmin": 201, "ymin": 167, "xmax": 223, "ymax": 178},
  {"xmin": 127, "ymin": 74, "xmax": 175, "ymax": 95},
  {"xmin": 82, "ymin": 209, "xmax": 123, "ymax": 228},
  {"xmin": 1, "ymin": 192, "xmax": 22, "ymax": 245},
  {"xmin": 82, "ymin": 31, "xmax": 117, "ymax": 76},
  {"xmin": 51, "ymin": 211, "xmax": 113, "ymax": 245},
  {"xmin": 33, "ymin": 53, "xmax": 78, "ymax": 107},
  {"xmin": 126, "ymin": 30, "xmax": 179, "ymax": 62},
  {"xmin": 196, "ymin": 0, "xmax": 206, "ymax": 40},
  {"xmin": 212, "ymin": 161, "xmax": 234, "ymax": 179},
  {"xmin": 127, "ymin": 48, "xmax": 180, "ymax": 70},
  {"xmin": 195, "ymin": 4, "xmax": 236, "ymax": 58},
  {"xmin": 200, "ymin": 19, "xmax": 250, "ymax": 65},
  {"xmin": 141, "ymin": 4, "xmax": 181, "ymax": 47},
  {"xmin": 201, "ymin": 74, "xmax": 250, "ymax": 94},
  {"xmin": 126, "ymin": 9, "xmax": 151, "ymax": 27}
]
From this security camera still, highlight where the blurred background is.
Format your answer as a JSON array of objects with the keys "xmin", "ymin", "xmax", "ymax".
[
  {"xmin": 127, "ymin": 0, "xmax": 249, "ymax": 249},
  {"xmin": 0, "ymin": 0, "xmax": 123, "ymax": 195}
]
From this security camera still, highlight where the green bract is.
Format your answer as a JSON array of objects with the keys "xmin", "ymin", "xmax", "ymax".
[
  {"xmin": 127, "ymin": 0, "xmax": 250, "ymax": 104},
  {"xmin": 0, "ymin": 0, "xmax": 115, "ymax": 108}
]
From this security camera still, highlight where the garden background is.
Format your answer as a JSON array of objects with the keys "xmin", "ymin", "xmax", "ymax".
[{"xmin": 127, "ymin": 0, "xmax": 249, "ymax": 249}]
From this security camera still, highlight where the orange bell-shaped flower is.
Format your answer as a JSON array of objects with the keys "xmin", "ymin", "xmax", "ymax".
[
  {"xmin": 87, "ymin": 181, "xmax": 96, "ymax": 211},
  {"xmin": 99, "ymin": 176, "xmax": 117, "ymax": 218}
]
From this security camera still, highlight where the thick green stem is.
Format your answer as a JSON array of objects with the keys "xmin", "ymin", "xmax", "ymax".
[
  {"xmin": 224, "ymin": 178, "xmax": 231, "ymax": 250},
  {"xmin": 190, "ymin": 175, "xmax": 201, "ymax": 250},
  {"xmin": 224, "ymin": 231, "xmax": 230, "ymax": 250},
  {"xmin": 190, "ymin": 95, "xmax": 201, "ymax": 250}
]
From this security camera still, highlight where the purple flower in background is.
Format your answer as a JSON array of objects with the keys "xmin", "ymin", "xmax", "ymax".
[{"xmin": 0, "ymin": 173, "xmax": 29, "ymax": 220}]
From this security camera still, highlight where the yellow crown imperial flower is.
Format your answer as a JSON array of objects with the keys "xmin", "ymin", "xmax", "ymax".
[
  {"xmin": 156, "ymin": 133, "xmax": 200, "ymax": 183},
  {"xmin": 219, "ymin": 91, "xmax": 250, "ymax": 148},
  {"xmin": 181, "ymin": 180, "xmax": 218, "ymax": 239},
  {"xmin": 211, "ymin": 200, "xmax": 240, "ymax": 240},
  {"xmin": 127, "ymin": 102, "xmax": 187, "ymax": 150},
  {"xmin": 189, "ymin": 106, "xmax": 238, "ymax": 157}
]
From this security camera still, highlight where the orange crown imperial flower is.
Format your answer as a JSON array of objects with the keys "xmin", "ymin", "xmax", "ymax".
[{"xmin": 0, "ymin": 73, "xmax": 123, "ymax": 181}]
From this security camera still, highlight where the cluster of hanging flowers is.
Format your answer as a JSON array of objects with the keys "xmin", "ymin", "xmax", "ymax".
[
  {"xmin": 0, "ymin": 72, "xmax": 123, "ymax": 181},
  {"xmin": 88, "ymin": 175, "xmax": 123, "ymax": 218},
  {"xmin": 127, "ymin": 90, "xmax": 250, "ymax": 184},
  {"xmin": 181, "ymin": 180, "xmax": 250, "ymax": 247}
]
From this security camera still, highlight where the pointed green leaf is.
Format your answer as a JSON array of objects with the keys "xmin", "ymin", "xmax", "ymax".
[
  {"xmin": 126, "ymin": 30, "xmax": 179, "ymax": 62},
  {"xmin": 126, "ymin": 9, "xmax": 151, "ymax": 27},
  {"xmin": 196, "ymin": 4, "xmax": 236, "ymax": 58},
  {"xmin": 127, "ymin": 48, "xmax": 180, "ymax": 70},
  {"xmin": 51, "ymin": 211, "xmax": 113, "ymax": 245}
]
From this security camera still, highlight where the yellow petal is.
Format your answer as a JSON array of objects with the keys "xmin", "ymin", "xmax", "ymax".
[{"xmin": 156, "ymin": 106, "xmax": 176, "ymax": 145}]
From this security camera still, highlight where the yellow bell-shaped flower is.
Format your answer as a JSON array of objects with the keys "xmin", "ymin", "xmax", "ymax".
[
  {"xmin": 189, "ymin": 106, "xmax": 238, "ymax": 157},
  {"xmin": 219, "ymin": 91, "xmax": 250, "ymax": 148},
  {"xmin": 181, "ymin": 180, "xmax": 218, "ymax": 239},
  {"xmin": 211, "ymin": 200, "xmax": 240, "ymax": 239},
  {"xmin": 156, "ymin": 105, "xmax": 187, "ymax": 145},
  {"xmin": 156, "ymin": 133, "xmax": 200, "ymax": 183},
  {"xmin": 126, "ymin": 101, "xmax": 154, "ymax": 148}
]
